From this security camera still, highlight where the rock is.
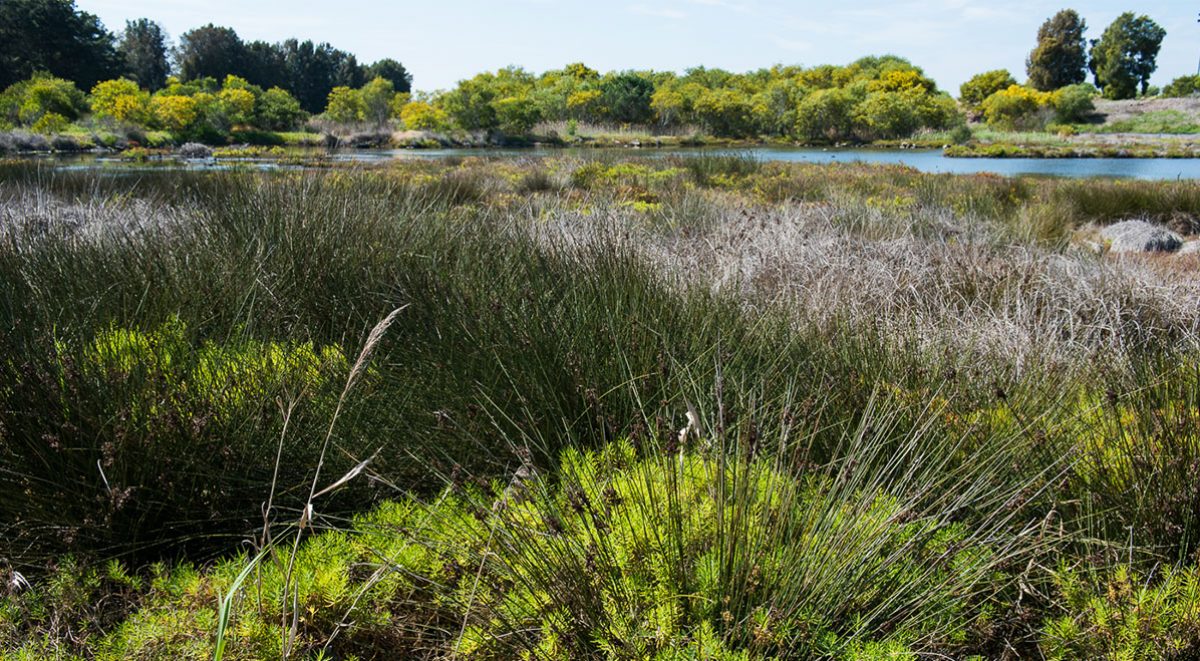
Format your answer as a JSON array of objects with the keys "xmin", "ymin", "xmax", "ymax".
[
  {"xmin": 1100, "ymin": 220, "xmax": 1183, "ymax": 254},
  {"xmin": 177, "ymin": 142, "xmax": 213, "ymax": 159}
]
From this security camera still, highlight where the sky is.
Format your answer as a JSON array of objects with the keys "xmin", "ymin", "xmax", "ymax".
[{"xmin": 76, "ymin": 0, "xmax": 1198, "ymax": 94}]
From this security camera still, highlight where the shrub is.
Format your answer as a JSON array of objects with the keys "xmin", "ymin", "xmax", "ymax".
[
  {"xmin": 255, "ymin": 87, "xmax": 306, "ymax": 130},
  {"xmin": 31, "ymin": 112, "xmax": 68, "ymax": 135},
  {"xmin": 90, "ymin": 79, "xmax": 152, "ymax": 125},
  {"xmin": 324, "ymin": 86, "xmax": 364, "ymax": 123},
  {"xmin": 1051, "ymin": 83, "xmax": 1096, "ymax": 124},
  {"xmin": 980, "ymin": 85, "xmax": 1053, "ymax": 130},
  {"xmin": 216, "ymin": 87, "xmax": 255, "ymax": 126},
  {"xmin": 150, "ymin": 94, "xmax": 199, "ymax": 133},
  {"xmin": 959, "ymin": 70, "xmax": 1018, "ymax": 111},
  {"xmin": 1040, "ymin": 564, "xmax": 1200, "ymax": 659},
  {"xmin": 0, "ymin": 75, "xmax": 88, "ymax": 128},
  {"xmin": 794, "ymin": 87, "xmax": 856, "ymax": 142},
  {"xmin": 399, "ymin": 100, "xmax": 449, "ymax": 131},
  {"xmin": 1163, "ymin": 75, "xmax": 1200, "ymax": 98}
]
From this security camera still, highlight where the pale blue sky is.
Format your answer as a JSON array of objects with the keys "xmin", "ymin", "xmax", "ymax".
[{"xmin": 76, "ymin": 0, "xmax": 1198, "ymax": 94}]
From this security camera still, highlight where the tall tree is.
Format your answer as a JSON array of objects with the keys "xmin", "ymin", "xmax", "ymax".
[
  {"xmin": 367, "ymin": 59, "xmax": 413, "ymax": 93},
  {"xmin": 0, "ymin": 0, "xmax": 123, "ymax": 89},
  {"xmin": 1026, "ymin": 9, "xmax": 1088, "ymax": 91},
  {"xmin": 175, "ymin": 24, "xmax": 247, "ymax": 82},
  {"xmin": 1088, "ymin": 12, "xmax": 1166, "ymax": 99},
  {"xmin": 119, "ymin": 19, "xmax": 169, "ymax": 90}
]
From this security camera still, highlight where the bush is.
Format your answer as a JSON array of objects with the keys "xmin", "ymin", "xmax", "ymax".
[
  {"xmin": 1163, "ymin": 75, "xmax": 1200, "ymax": 98},
  {"xmin": 980, "ymin": 85, "xmax": 1053, "ymax": 130},
  {"xmin": 400, "ymin": 100, "xmax": 449, "ymax": 131},
  {"xmin": 959, "ymin": 70, "xmax": 1017, "ymax": 111},
  {"xmin": 30, "ymin": 112, "xmax": 69, "ymax": 135},
  {"xmin": 0, "ymin": 74, "xmax": 88, "ymax": 128},
  {"xmin": 254, "ymin": 87, "xmax": 306, "ymax": 130},
  {"xmin": 324, "ymin": 86, "xmax": 364, "ymax": 123},
  {"xmin": 1040, "ymin": 564, "xmax": 1200, "ymax": 659},
  {"xmin": 1051, "ymin": 83, "xmax": 1096, "ymax": 124},
  {"xmin": 2, "ymin": 317, "xmax": 351, "ymax": 559},
  {"xmin": 90, "ymin": 79, "xmax": 151, "ymax": 125}
]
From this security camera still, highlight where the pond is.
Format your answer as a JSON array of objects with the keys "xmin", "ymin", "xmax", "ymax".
[{"xmin": 29, "ymin": 146, "xmax": 1200, "ymax": 180}]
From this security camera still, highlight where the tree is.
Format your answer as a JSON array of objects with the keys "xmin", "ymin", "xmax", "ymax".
[
  {"xmin": 359, "ymin": 77, "xmax": 395, "ymax": 126},
  {"xmin": 324, "ymin": 86, "xmax": 364, "ymax": 122},
  {"xmin": 959, "ymin": 70, "xmax": 1017, "ymax": 110},
  {"xmin": 175, "ymin": 25, "xmax": 247, "ymax": 82},
  {"xmin": 256, "ymin": 87, "xmax": 306, "ymax": 130},
  {"xmin": 119, "ymin": 19, "xmax": 169, "ymax": 91},
  {"xmin": 279, "ymin": 39, "xmax": 366, "ymax": 113},
  {"xmin": 599, "ymin": 72, "xmax": 655, "ymax": 124},
  {"xmin": 0, "ymin": 0, "xmax": 123, "ymax": 89},
  {"xmin": 366, "ymin": 59, "xmax": 412, "ymax": 93},
  {"xmin": 1088, "ymin": 13, "xmax": 1166, "ymax": 100},
  {"xmin": 1026, "ymin": 10, "xmax": 1088, "ymax": 91}
]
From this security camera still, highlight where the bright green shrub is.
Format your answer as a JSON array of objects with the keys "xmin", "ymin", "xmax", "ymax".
[
  {"xmin": 959, "ymin": 70, "xmax": 1017, "ymax": 111},
  {"xmin": 324, "ymin": 85, "xmax": 364, "ymax": 123},
  {"xmin": 1163, "ymin": 75, "xmax": 1200, "ymax": 98},
  {"xmin": 1040, "ymin": 564, "xmax": 1200, "ymax": 659},
  {"xmin": 254, "ymin": 87, "xmax": 306, "ymax": 130},
  {"xmin": 693, "ymin": 87, "xmax": 756, "ymax": 138},
  {"xmin": 794, "ymin": 87, "xmax": 856, "ymax": 142},
  {"xmin": 30, "ymin": 112, "xmax": 69, "ymax": 135},
  {"xmin": 0, "ymin": 75, "xmax": 87, "ymax": 128},
  {"xmin": 1050, "ymin": 83, "xmax": 1095, "ymax": 124}
]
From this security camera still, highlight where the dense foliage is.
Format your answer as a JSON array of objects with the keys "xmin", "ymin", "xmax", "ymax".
[
  {"xmin": 0, "ymin": 0, "xmax": 124, "ymax": 90},
  {"xmin": 417, "ymin": 57, "xmax": 960, "ymax": 142},
  {"xmin": 1026, "ymin": 9, "xmax": 1089, "ymax": 92},
  {"xmin": 2, "ymin": 158, "xmax": 1200, "ymax": 657},
  {"xmin": 1088, "ymin": 12, "xmax": 1166, "ymax": 100}
]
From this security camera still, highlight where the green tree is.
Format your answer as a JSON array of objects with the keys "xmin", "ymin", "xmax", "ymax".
[
  {"xmin": 959, "ymin": 70, "xmax": 1017, "ymax": 110},
  {"xmin": 359, "ymin": 76, "xmax": 395, "ymax": 127},
  {"xmin": 119, "ymin": 19, "xmax": 169, "ymax": 91},
  {"xmin": 1026, "ymin": 9, "xmax": 1088, "ymax": 91},
  {"xmin": 366, "ymin": 59, "xmax": 412, "ymax": 94},
  {"xmin": 14, "ymin": 74, "xmax": 88, "ymax": 126},
  {"xmin": 0, "ymin": 0, "xmax": 123, "ymax": 89},
  {"xmin": 599, "ymin": 72, "xmax": 655, "ymax": 124},
  {"xmin": 324, "ymin": 86, "xmax": 364, "ymax": 122},
  {"xmin": 692, "ymin": 87, "xmax": 755, "ymax": 137},
  {"xmin": 794, "ymin": 87, "xmax": 855, "ymax": 142},
  {"xmin": 255, "ymin": 87, "xmax": 306, "ymax": 129},
  {"xmin": 175, "ymin": 25, "xmax": 247, "ymax": 82},
  {"xmin": 1088, "ymin": 13, "xmax": 1166, "ymax": 100}
]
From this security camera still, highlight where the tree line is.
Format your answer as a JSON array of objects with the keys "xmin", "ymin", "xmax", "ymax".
[
  {"xmin": 1024, "ymin": 9, "xmax": 1165, "ymax": 100},
  {"xmin": 0, "ymin": 0, "xmax": 410, "ymax": 113}
]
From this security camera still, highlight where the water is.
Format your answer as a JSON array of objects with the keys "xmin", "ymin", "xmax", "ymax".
[{"xmin": 28, "ymin": 147, "xmax": 1200, "ymax": 180}]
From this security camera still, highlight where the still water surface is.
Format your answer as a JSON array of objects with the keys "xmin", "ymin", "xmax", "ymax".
[{"xmin": 43, "ymin": 146, "xmax": 1200, "ymax": 180}]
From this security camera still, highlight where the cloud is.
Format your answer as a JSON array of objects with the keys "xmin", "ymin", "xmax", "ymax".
[{"xmin": 628, "ymin": 4, "xmax": 688, "ymax": 19}]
